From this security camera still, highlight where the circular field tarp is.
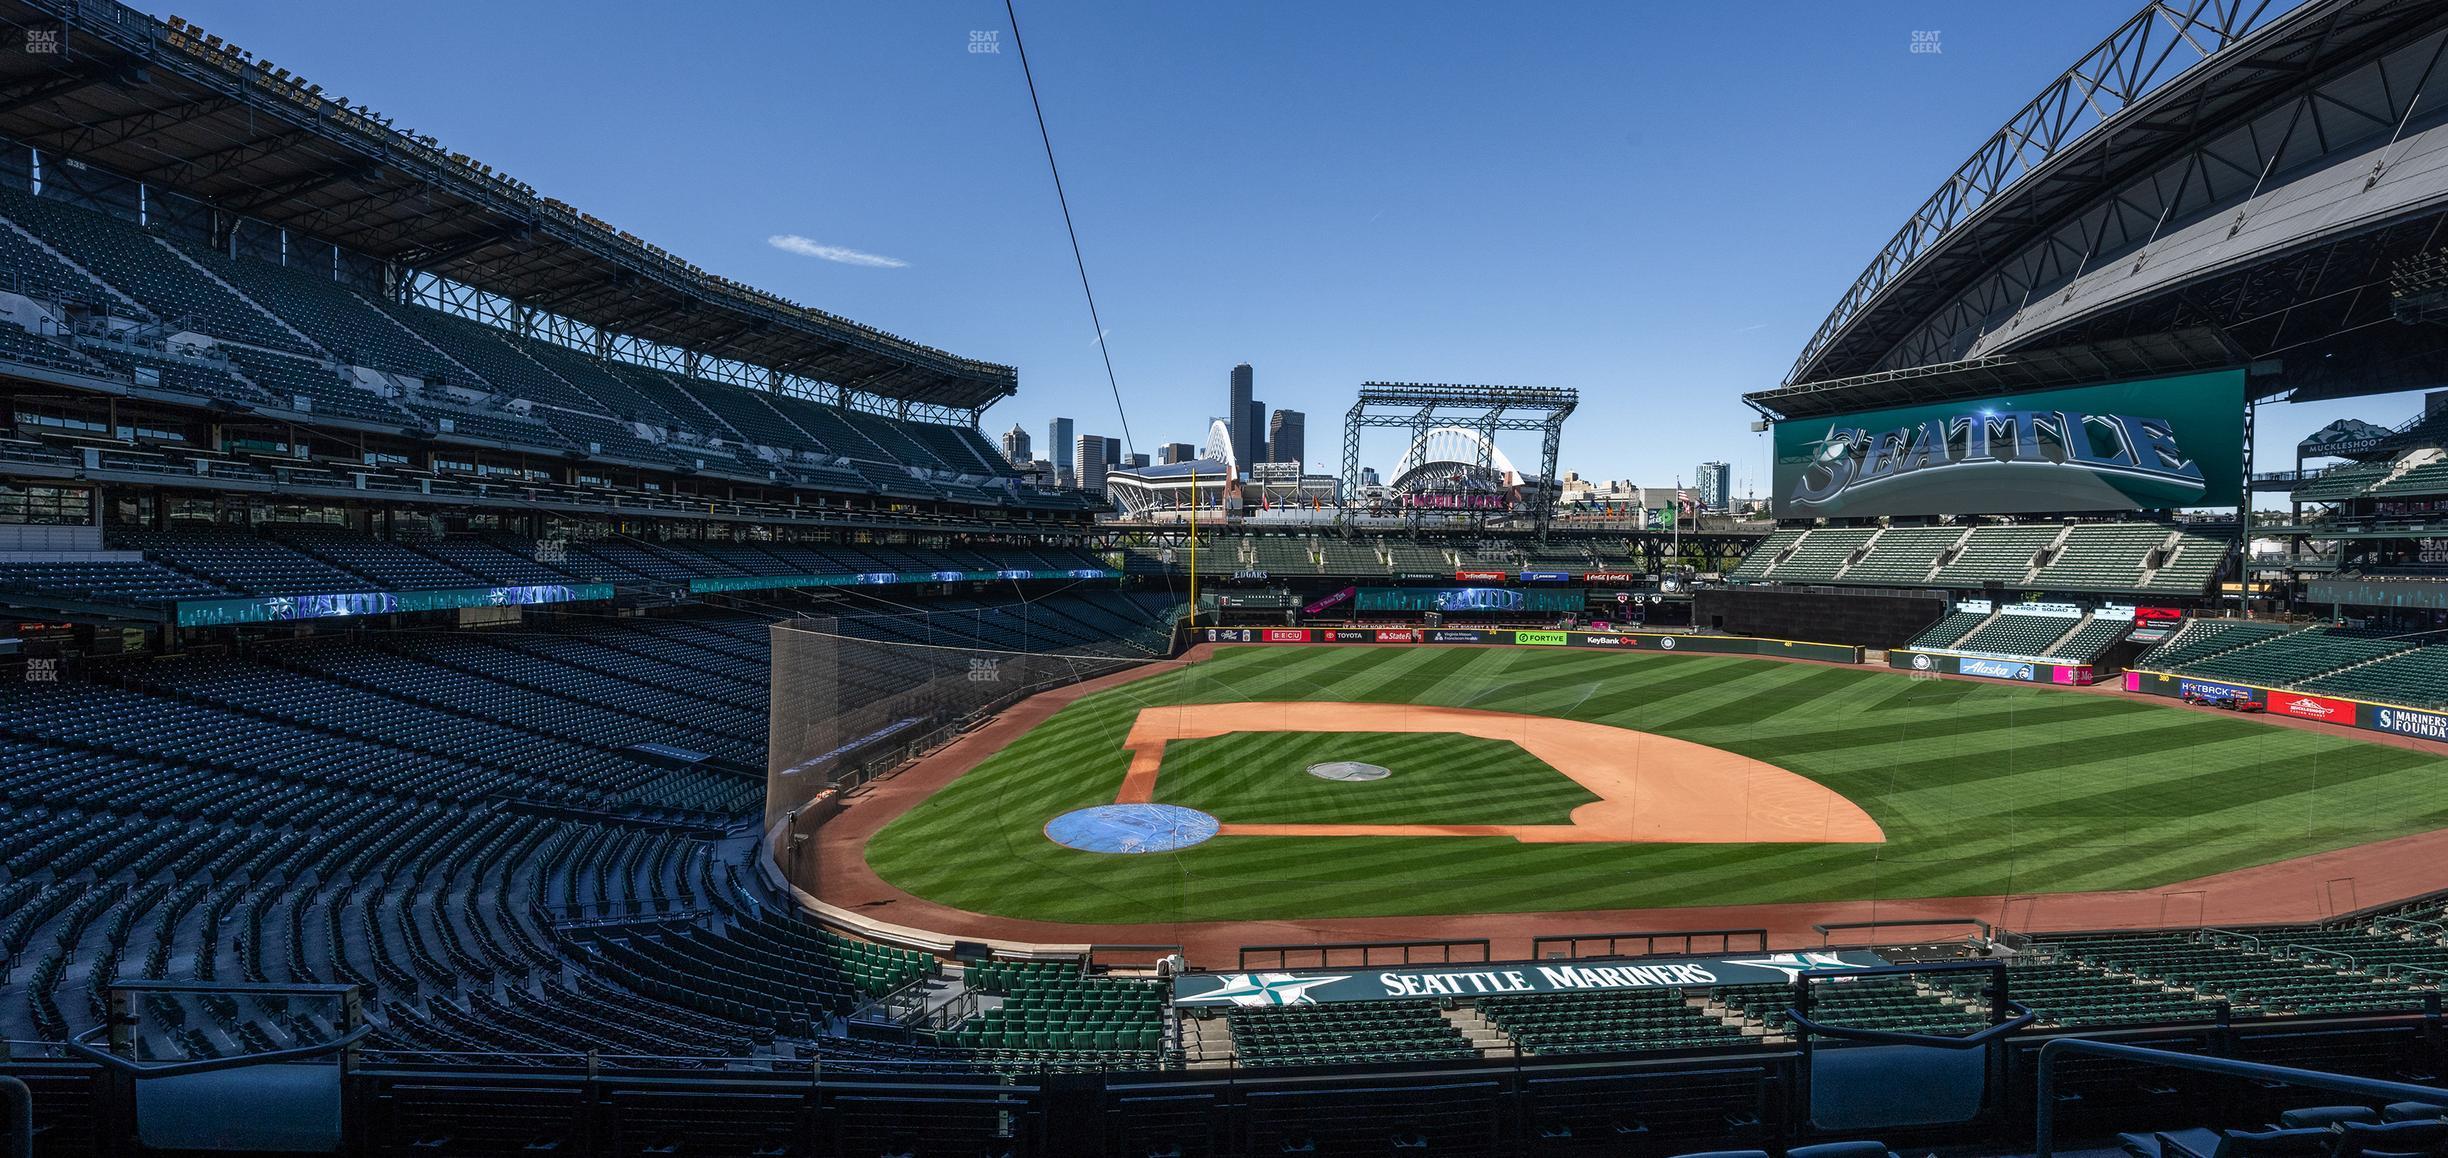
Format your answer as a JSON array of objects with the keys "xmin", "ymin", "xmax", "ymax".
[
  {"xmin": 1307, "ymin": 761, "xmax": 1392, "ymax": 782},
  {"xmin": 1043, "ymin": 803, "xmax": 1220, "ymax": 854}
]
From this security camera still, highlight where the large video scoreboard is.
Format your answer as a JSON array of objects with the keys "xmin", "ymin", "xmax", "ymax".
[{"xmin": 1770, "ymin": 369, "xmax": 2245, "ymax": 519}]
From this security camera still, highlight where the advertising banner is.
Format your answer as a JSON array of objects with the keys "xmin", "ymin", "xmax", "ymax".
[
  {"xmin": 690, "ymin": 567, "xmax": 1117, "ymax": 594},
  {"xmin": 1173, "ymin": 951, "xmax": 1888, "ymax": 1007},
  {"xmin": 1262, "ymin": 628, "xmax": 1310, "ymax": 642},
  {"xmin": 2369, "ymin": 705, "xmax": 2448, "ymax": 740},
  {"xmin": 1512, "ymin": 630, "xmax": 1569, "ymax": 646},
  {"xmin": 1957, "ymin": 657, "xmax": 2039, "ymax": 681},
  {"xmin": 1583, "ymin": 571, "xmax": 1636, "ymax": 584},
  {"xmin": 176, "ymin": 582, "xmax": 614, "ymax": 627},
  {"xmin": 1518, "ymin": 571, "xmax": 1572, "ymax": 583},
  {"xmin": 1454, "ymin": 570, "xmax": 1508, "ymax": 582},
  {"xmin": 2272, "ymin": 692, "xmax": 2356, "ymax": 725},
  {"xmin": 1771, "ymin": 369, "xmax": 2245, "ymax": 518}
]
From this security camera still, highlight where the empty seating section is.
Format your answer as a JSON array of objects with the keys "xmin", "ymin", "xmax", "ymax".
[
  {"xmin": 173, "ymin": 244, "xmax": 444, "ymax": 374},
  {"xmin": 0, "ymin": 597, "xmax": 1186, "ymax": 1069},
  {"xmin": 1930, "ymin": 525, "xmax": 2058, "ymax": 586},
  {"xmin": 952, "ymin": 961, "xmax": 1165, "ymax": 1068},
  {"xmin": 2031, "ymin": 523, "xmax": 2171, "ymax": 591},
  {"xmin": 2031, "ymin": 927, "xmax": 2445, "ymax": 1018},
  {"xmin": 2138, "ymin": 530, "xmax": 2229, "ymax": 592},
  {"xmin": 116, "ymin": 527, "xmax": 370, "ymax": 595},
  {"xmin": 1718, "ymin": 977, "xmax": 1986, "ymax": 1037},
  {"xmin": 1761, "ymin": 527, "xmax": 1873, "ymax": 581},
  {"xmin": 2176, "ymin": 627, "xmax": 2409, "ymax": 687},
  {"xmin": 2141, "ymin": 619, "xmax": 2293, "ymax": 669},
  {"xmin": 1836, "ymin": 526, "xmax": 1961, "ymax": 585},
  {"xmin": 2298, "ymin": 646, "xmax": 2448, "ymax": 708},
  {"xmin": 1736, "ymin": 522, "xmax": 2230, "ymax": 594},
  {"xmin": 0, "ymin": 558, "xmax": 224, "ymax": 601},
  {"xmin": 2144, "ymin": 621, "xmax": 2448, "ymax": 706},
  {"xmin": 221, "ymin": 345, "xmax": 412, "ymax": 425},
  {"xmin": 2369, "ymin": 458, "xmax": 2448, "ymax": 498},
  {"xmin": 2048, "ymin": 616, "xmax": 2131, "ymax": 663},
  {"xmin": 1728, "ymin": 528, "xmax": 1804, "ymax": 580},
  {"xmin": 2291, "ymin": 459, "xmax": 2393, "ymax": 502},
  {"xmin": 1248, "ymin": 537, "xmax": 1316, "ymax": 574},
  {"xmin": 1908, "ymin": 610, "xmax": 1989, "ymax": 649},
  {"xmin": 0, "ymin": 188, "xmax": 312, "ymax": 354},
  {"xmin": 1224, "ymin": 1001, "xmax": 1477, "ymax": 1067},
  {"xmin": 1479, "ymin": 988, "xmax": 1751, "ymax": 1055},
  {"xmin": 1385, "ymin": 542, "xmax": 1452, "ymax": 571},
  {"xmin": 1318, "ymin": 539, "xmax": 1384, "ymax": 573},
  {"xmin": 1955, "ymin": 613, "xmax": 2077, "ymax": 657},
  {"xmin": 0, "ymin": 213, "xmax": 115, "ymax": 306}
]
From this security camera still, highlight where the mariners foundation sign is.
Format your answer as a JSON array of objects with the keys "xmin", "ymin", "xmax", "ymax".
[
  {"xmin": 1171, "ymin": 950, "xmax": 1889, "ymax": 1006},
  {"xmin": 1771, "ymin": 370, "xmax": 2244, "ymax": 518}
]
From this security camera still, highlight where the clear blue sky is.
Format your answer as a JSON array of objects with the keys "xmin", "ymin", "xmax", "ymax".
[{"xmin": 170, "ymin": 0, "xmax": 2380, "ymax": 500}]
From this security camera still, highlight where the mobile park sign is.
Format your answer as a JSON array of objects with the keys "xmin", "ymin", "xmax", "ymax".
[
  {"xmin": 1171, "ymin": 951, "xmax": 1888, "ymax": 1007},
  {"xmin": 1771, "ymin": 370, "xmax": 2244, "ymax": 519}
]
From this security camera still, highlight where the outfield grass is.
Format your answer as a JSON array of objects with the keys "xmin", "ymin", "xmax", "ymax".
[
  {"xmin": 1148, "ymin": 730, "xmax": 1598, "ymax": 826},
  {"xmin": 863, "ymin": 646, "xmax": 2448, "ymax": 924}
]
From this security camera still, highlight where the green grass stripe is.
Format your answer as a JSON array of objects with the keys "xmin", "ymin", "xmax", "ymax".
[{"xmin": 860, "ymin": 648, "xmax": 2448, "ymax": 923}]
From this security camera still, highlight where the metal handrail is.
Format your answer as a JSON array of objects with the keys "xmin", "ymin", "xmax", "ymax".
[
  {"xmin": 59, "ymin": 1021, "xmax": 372, "ymax": 1079},
  {"xmin": 1784, "ymin": 960, "xmax": 2035, "ymax": 1049},
  {"xmin": 2278, "ymin": 944, "xmax": 2356, "ymax": 972},
  {"xmin": 2373, "ymin": 917, "xmax": 2448, "ymax": 941},
  {"xmin": 2034, "ymin": 1038, "xmax": 2448, "ymax": 1158}
]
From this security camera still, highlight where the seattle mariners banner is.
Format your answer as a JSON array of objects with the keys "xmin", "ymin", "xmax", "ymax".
[
  {"xmin": 1771, "ymin": 370, "xmax": 2244, "ymax": 518},
  {"xmin": 1171, "ymin": 950, "xmax": 1889, "ymax": 1007}
]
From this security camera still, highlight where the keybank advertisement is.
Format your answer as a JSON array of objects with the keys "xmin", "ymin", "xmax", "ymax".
[
  {"xmin": 1173, "ymin": 951, "xmax": 1889, "ymax": 1007},
  {"xmin": 1771, "ymin": 370, "xmax": 2244, "ymax": 518}
]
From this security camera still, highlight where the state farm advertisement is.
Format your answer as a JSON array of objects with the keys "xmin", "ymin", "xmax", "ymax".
[{"xmin": 2273, "ymin": 692, "xmax": 2356, "ymax": 725}]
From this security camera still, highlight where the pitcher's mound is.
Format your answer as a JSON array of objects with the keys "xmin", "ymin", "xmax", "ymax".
[{"xmin": 1308, "ymin": 761, "xmax": 1392, "ymax": 782}]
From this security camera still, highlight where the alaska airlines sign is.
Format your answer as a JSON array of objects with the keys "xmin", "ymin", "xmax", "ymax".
[{"xmin": 1772, "ymin": 371, "xmax": 2244, "ymax": 519}]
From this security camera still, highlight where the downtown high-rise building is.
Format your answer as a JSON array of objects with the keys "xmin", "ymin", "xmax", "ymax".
[
  {"xmin": 1000, "ymin": 423, "xmax": 1031, "ymax": 466},
  {"xmin": 1047, "ymin": 417, "xmax": 1075, "ymax": 485},
  {"xmin": 1227, "ymin": 363, "xmax": 1256, "ymax": 475},
  {"xmin": 1158, "ymin": 442, "xmax": 1197, "ymax": 464},
  {"xmin": 1075, "ymin": 434, "xmax": 1110, "ymax": 496},
  {"xmin": 1695, "ymin": 460, "xmax": 1732, "ymax": 513},
  {"xmin": 1269, "ymin": 408, "xmax": 1305, "ymax": 467}
]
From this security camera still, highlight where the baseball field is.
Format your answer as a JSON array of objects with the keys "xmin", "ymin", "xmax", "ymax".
[{"xmin": 861, "ymin": 645, "xmax": 2448, "ymax": 925}]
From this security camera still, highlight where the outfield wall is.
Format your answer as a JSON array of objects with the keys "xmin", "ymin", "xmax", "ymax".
[
  {"xmin": 1889, "ymin": 649, "xmax": 2097, "ymax": 685},
  {"xmin": 1196, "ymin": 625, "xmax": 1862, "ymax": 664},
  {"xmin": 2124, "ymin": 668, "xmax": 2448, "ymax": 740}
]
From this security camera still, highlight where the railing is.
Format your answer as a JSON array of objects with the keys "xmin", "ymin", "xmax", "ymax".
[
  {"xmin": 2032, "ymin": 1038, "xmax": 2448, "ymax": 1158},
  {"xmin": 1810, "ymin": 916, "xmax": 1992, "ymax": 949},
  {"xmin": 2277, "ymin": 943, "xmax": 2356, "ymax": 972},
  {"xmin": 1238, "ymin": 939, "xmax": 1492, "ymax": 970},
  {"xmin": 1529, "ymin": 928, "xmax": 1769, "ymax": 960}
]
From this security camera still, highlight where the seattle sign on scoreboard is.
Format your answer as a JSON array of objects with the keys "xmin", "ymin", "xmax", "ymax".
[{"xmin": 1771, "ymin": 370, "xmax": 2244, "ymax": 519}]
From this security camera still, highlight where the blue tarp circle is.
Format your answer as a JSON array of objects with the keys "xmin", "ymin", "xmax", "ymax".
[{"xmin": 1043, "ymin": 804, "xmax": 1221, "ymax": 854}]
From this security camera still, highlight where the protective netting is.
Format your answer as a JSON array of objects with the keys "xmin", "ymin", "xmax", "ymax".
[{"xmin": 765, "ymin": 612, "xmax": 1173, "ymax": 882}]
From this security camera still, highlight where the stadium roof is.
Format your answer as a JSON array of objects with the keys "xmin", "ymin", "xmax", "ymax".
[
  {"xmin": 1747, "ymin": 328, "xmax": 2253, "ymax": 421},
  {"xmin": 0, "ymin": 0, "xmax": 1016, "ymax": 411},
  {"xmin": 1786, "ymin": 0, "xmax": 2445, "ymax": 389}
]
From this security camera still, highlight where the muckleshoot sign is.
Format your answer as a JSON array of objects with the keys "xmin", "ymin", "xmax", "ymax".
[{"xmin": 1771, "ymin": 370, "xmax": 2244, "ymax": 518}]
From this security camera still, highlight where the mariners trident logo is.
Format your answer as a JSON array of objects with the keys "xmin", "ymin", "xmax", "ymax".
[{"xmin": 1179, "ymin": 972, "xmax": 1350, "ymax": 1006}]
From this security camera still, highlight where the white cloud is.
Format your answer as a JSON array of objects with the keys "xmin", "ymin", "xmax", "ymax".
[{"xmin": 766, "ymin": 234, "xmax": 908, "ymax": 268}]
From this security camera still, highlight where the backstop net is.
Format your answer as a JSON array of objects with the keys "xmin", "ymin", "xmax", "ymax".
[{"xmin": 765, "ymin": 608, "xmax": 1186, "ymax": 892}]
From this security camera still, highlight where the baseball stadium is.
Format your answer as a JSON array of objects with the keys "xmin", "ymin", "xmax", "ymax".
[{"xmin": 8, "ymin": 0, "xmax": 2448, "ymax": 1155}]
